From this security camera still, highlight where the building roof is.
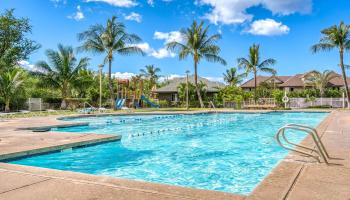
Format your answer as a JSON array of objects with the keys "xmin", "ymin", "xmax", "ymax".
[
  {"xmin": 240, "ymin": 75, "xmax": 292, "ymax": 88},
  {"xmin": 240, "ymin": 73, "xmax": 350, "ymax": 88},
  {"xmin": 155, "ymin": 76, "xmax": 225, "ymax": 93}
]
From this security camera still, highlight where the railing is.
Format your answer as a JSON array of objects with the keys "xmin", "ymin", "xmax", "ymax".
[
  {"xmin": 81, "ymin": 102, "xmax": 97, "ymax": 113},
  {"xmin": 209, "ymin": 101, "xmax": 217, "ymax": 112},
  {"xmin": 276, "ymin": 124, "xmax": 331, "ymax": 164}
]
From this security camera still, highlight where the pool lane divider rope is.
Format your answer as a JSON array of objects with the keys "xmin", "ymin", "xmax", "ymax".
[{"xmin": 127, "ymin": 117, "xmax": 238, "ymax": 139}]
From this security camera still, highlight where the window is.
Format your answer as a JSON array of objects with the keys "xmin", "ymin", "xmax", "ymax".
[{"xmin": 290, "ymin": 88, "xmax": 294, "ymax": 92}]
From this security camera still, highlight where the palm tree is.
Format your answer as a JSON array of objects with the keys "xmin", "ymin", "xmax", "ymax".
[
  {"xmin": 78, "ymin": 16, "xmax": 144, "ymax": 109},
  {"xmin": 140, "ymin": 65, "xmax": 161, "ymax": 90},
  {"xmin": 167, "ymin": 21, "xmax": 226, "ymax": 108},
  {"xmin": 311, "ymin": 22, "xmax": 350, "ymax": 107},
  {"xmin": 34, "ymin": 44, "xmax": 89, "ymax": 109},
  {"xmin": 237, "ymin": 44, "xmax": 276, "ymax": 100},
  {"xmin": 223, "ymin": 67, "xmax": 246, "ymax": 86},
  {"xmin": 0, "ymin": 69, "xmax": 24, "ymax": 112},
  {"xmin": 302, "ymin": 70, "xmax": 340, "ymax": 97}
]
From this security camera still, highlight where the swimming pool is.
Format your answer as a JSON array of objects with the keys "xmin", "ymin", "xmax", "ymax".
[{"xmin": 8, "ymin": 112, "xmax": 328, "ymax": 195}]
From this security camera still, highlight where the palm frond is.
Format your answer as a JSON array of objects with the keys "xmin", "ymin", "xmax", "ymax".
[{"xmin": 204, "ymin": 54, "xmax": 227, "ymax": 65}]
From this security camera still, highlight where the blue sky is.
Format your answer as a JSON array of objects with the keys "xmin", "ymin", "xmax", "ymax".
[{"xmin": 2, "ymin": 0, "xmax": 350, "ymax": 82}]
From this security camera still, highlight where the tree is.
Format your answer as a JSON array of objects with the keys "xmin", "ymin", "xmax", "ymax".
[
  {"xmin": 78, "ymin": 16, "xmax": 144, "ymax": 109},
  {"xmin": 311, "ymin": 22, "xmax": 350, "ymax": 107},
  {"xmin": 33, "ymin": 44, "xmax": 89, "ymax": 109},
  {"xmin": 0, "ymin": 9, "xmax": 40, "ymax": 71},
  {"xmin": 223, "ymin": 67, "xmax": 245, "ymax": 86},
  {"xmin": 140, "ymin": 65, "xmax": 161, "ymax": 90},
  {"xmin": 167, "ymin": 21, "xmax": 226, "ymax": 108},
  {"xmin": 237, "ymin": 44, "xmax": 276, "ymax": 100},
  {"xmin": 73, "ymin": 69, "xmax": 96, "ymax": 98},
  {"xmin": 302, "ymin": 70, "xmax": 340, "ymax": 97},
  {"xmin": 0, "ymin": 68, "xmax": 24, "ymax": 112},
  {"xmin": 177, "ymin": 81, "xmax": 207, "ymax": 106}
]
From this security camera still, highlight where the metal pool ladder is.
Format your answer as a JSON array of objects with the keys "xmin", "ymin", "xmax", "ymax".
[{"xmin": 276, "ymin": 124, "xmax": 331, "ymax": 164}]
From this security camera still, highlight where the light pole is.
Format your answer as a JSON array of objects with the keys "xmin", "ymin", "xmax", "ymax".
[
  {"xmin": 186, "ymin": 70, "xmax": 190, "ymax": 110},
  {"xmin": 98, "ymin": 64, "xmax": 104, "ymax": 109}
]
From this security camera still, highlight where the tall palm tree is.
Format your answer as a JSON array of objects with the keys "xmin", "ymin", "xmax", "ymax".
[
  {"xmin": 237, "ymin": 44, "xmax": 276, "ymax": 100},
  {"xmin": 311, "ymin": 22, "xmax": 350, "ymax": 107},
  {"xmin": 0, "ymin": 68, "xmax": 24, "ymax": 112},
  {"xmin": 223, "ymin": 67, "xmax": 246, "ymax": 86},
  {"xmin": 78, "ymin": 16, "xmax": 144, "ymax": 109},
  {"xmin": 34, "ymin": 44, "xmax": 89, "ymax": 109},
  {"xmin": 167, "ymin": 21, "xmax": 226, "ymax": 108},
  {"xmin": 302, "ymin": 70, "xmax": 340, "ymax": 97},
  {"xmin": 140, "ymin": 65, "xmax": 161, "ymax": 90}
]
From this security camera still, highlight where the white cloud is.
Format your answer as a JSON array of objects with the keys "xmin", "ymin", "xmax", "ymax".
[
  {"xmin": 85, "ymin": 0, "xmax": 137, "ymax": 7},
  {"xmin": 246, "ymin": 18, "xmax": 290, "ymax": 36},
  {"xmin": 18, "ymin": 60, "xmax": 34, "ymax": 69},
  {"xmin": 154, "ymin": 31, "xmax": 184, "ymax": 44},
  {"xmin": 146, "ymin": 31, "xmax": 184, "ymax": 59},
  {"xmin": 262, "ymin": 0, "xmax": 312, "ymax": 15},
  {"xmin": 124, "ymin": 12, "xmax": 142, "ymax": 23},
  {"xmin": 199, "ymin": 0, "xmax": 256, "ymax": 25},
  {"xmin": 133, "ymin": 42, "xmax": 175, "ymax": 59},
  {"xmin": 151, "ymin": 47, "xmax": 176, "ymax": 59},
  {"xmin": 18, "ymin": 60, "xmax": 40, "ymax": 72},
  {"xmin": 51, "ymin": 0, "xmax": 67, "ymax": 7},
  {"xmin": 147, "ymin": 0, "xmax": 154, "ymax": 6},
  {"xmin": 159, "ymin": 74, "xmax": 183, "ymax": 82},
  {"xmin": 204, "ymin": 76, "xmax": 225, "ymax": 83},
  {"xmin": 68, "ymin": 6, "xmax": 85, "ymax": 21},
  {"xmin": 111, "ymin": 72, "xmax": 136, "ymax": 79},
  {"xmin": 134, "ymin": 42, "xmax": 153, "ymax": 53},
  {"xmin": 197, "ymin": 0, "xmax": 312, "ymax": 25}
]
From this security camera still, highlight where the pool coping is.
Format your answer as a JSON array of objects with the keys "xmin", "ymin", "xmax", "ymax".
[
  {"xmin": 247, "ymin": 110, "xmax": 336, "ymax": 199},
  {"xmin": 0, "ymin": 134, "xmax": 121, "ymax": 162},
  {"xmin": 0, "ymin": 109, "xmax": 344, "ymax": 200}
]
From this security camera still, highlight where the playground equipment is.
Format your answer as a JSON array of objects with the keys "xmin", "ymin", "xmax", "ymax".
[
  {"xmin": 141, "ymin": 95, "xmax": 160, "ymax": 108},
  {"xmin": 115, "ymin": 77, "xmax": 160, "ymax": 109},
  {"xmin": 115, "ymin": 99, "xmax": 126, "ymax": 109}
]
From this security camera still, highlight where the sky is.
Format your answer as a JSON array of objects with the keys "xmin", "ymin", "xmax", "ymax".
[{"xmin": 2, "ymin": 0, "xmax": 350, "ymax": 83}]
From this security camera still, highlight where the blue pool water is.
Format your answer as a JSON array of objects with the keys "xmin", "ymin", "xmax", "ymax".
[{"xmin": 9, "ymin": 112, "xmax": 328, "ymax": 195}]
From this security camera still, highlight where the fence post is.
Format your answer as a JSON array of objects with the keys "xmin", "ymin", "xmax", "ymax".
[
  {"xmin": 330, "ymin": 97, "xmax": 333, "ymax": 108},
  {"xmin": 343, "ymin": 92, "xmax": 345, "ymax": 109}
]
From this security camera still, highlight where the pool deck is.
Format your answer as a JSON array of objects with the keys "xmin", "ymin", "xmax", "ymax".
[{"xmin": 0, "ymin": 109, "xmax": 350, "ymax": 200}]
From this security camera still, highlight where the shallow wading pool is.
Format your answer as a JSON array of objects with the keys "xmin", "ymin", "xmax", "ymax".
[{"xmin": 8, "ymin": 112, "xmax": 328, "ymax": 195}]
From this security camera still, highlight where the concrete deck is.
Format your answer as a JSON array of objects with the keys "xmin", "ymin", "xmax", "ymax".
[{"xmin": 0, "ymin": 110, "xmax": 350, "ymax": 199}]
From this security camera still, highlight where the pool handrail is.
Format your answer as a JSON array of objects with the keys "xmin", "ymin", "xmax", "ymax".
[{"xmin": 276, "ymin": 124, "xmax": 330, "ymax": 164}]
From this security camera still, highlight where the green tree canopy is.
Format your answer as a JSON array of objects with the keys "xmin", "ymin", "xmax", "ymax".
[
  {"xmin": 140, "ymin": 65, "xmax": 161, "ymax": 90},
  {"xmin": 302, "ymin": 70, "xmax": 340, "ymax": 97},
  {"xmin": 0, "ymin": 68, "xmax": 24, "ymax": 112},
  {"xmin": 237, "ymin": 44, "xmax": 276, "ymax": 100},
  {"xmin": 223, "ymin": 67, "xmax": 246, "ymax": 86},
  {"xmin": 311, "ymin": 21, "xmax": 350, "ymax": 107},
  {"xmin": 167, "ymin": 20, "xmax": 226, "ymax": 108},
  {"xmin": 0, "ymin": 9, "xmax": 40, "ymax": 71},
  {"xmin": 33, "ymin": 44, "xmax": 90, "ymax": 109},
  {"xmin": 78, "ymin": 16, "xmax": 144, "ymax": 109}
]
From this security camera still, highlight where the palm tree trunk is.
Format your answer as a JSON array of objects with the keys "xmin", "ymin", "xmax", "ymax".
[
  {"xmin": 5, "ymin": 99, "xmax": 10, "ymax": 113},
  {"xmin": 194, "ymin": 61, "xmax": 204, "ymax": 108},
  {"xmin": 340, "ymin": 49, "xmax": 350, "ymax": 108},
  {"xmin": 108, "ymin": 58, "xmax": 116, "ymax": 109},
  {"xmin": 61, "ymin": 86, "xmax": 67, "ymax": 109},
  {"xmin": 254, "ymin": 70, "xmax": 257, "ymax": 103}
]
